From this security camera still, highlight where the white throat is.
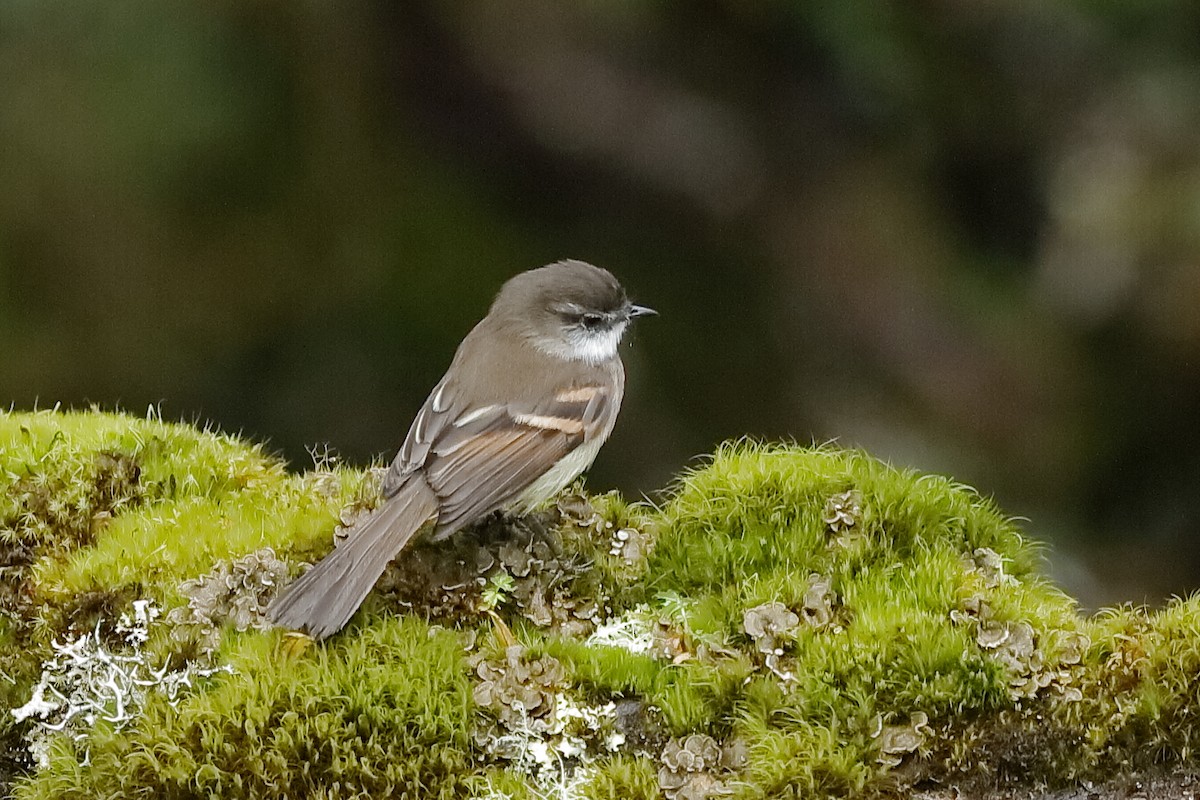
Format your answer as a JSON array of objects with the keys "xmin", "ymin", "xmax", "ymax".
[{"xmin": 533, "ymin": 321, "xmax": 626, "ymax": 365}]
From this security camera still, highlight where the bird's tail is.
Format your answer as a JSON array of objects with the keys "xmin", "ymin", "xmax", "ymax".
[{"xmin": 267, "ymin": 479, "xmax": 439, "ymax": 641}]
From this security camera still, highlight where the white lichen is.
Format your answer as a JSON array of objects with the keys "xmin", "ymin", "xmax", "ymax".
[
  {"xmin": 585, "ymin": 606, "xmax": 657, "ymax": 655},
  {"xmin": 473, "ymin": 646, "xmax": 624, "ymax": 799},
  {"xmin": 11, "ymin": 601, "xmax": 231, "ymax": 769}
]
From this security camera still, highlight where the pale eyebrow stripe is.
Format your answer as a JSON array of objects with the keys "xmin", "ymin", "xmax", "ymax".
[
  {"xmin": 556, "ymin": 386, "xmax": 599, "ymax": 403},
  {"xmin": 454, "ymin": 405, "xmax": 497, "ymax": 427},
  {"xmin": 513, "ymin": 413, "xmax": 586, "ymax": 435}
]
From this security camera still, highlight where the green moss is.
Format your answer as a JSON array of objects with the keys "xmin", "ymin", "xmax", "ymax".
[
  {"xmin": 3, "ymin": 408, "xmax": 293, "ymax": 600},
  {"xmin": 580, "ymin": 755, "xmax": 660, "ymax": 799},
  {"xmin": 543, "ymin": 638, "xmax": 663, "ymax": 698},
  {"xmin": 1075, "ymin": 595, "xmax": 1200, "ymax": 768},
  {"xmin": 650, "ymin": 657, "xmax": 754, "ymax": 737},
  {"xmin": 648, "ymin": 443, "xmax": 1039, "ymax": 598},
  {"xmin": 5, "ymin": 414, "xmax": 1200, "ymax": 798},
  {"xmin": 37, "ymin": 471, "xmax": 356, "ymax": 602},
  {"xmin": 478, "ymin": 769, "xmax": 537, "ymax": 799},
  {"xmin": 0, "ymin": 410, "xmax": 374, "ymax": 796},
  {"xmin": 15, "ymin": 619, "xmax": 477, "ymax": 800}
]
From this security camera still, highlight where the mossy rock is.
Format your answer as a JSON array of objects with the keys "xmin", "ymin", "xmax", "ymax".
[{"xmin": 2, "ymin": 410, "xmax": 1199, "ymax": 798}]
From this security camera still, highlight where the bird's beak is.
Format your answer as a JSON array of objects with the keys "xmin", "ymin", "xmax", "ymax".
[{"xmin": 626, "ymin": 304, "xmax": 657, "ymax": 319}]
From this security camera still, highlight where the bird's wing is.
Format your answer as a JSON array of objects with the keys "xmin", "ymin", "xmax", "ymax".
[
  {"xmin": 381, "ymin": 375, "xmax": 454, "ymax": 497},
  {"xmin": 382, "ymin": 379, "xmax": 615, "ymax": 532}
]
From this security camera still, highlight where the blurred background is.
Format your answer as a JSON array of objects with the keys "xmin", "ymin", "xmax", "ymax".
[{"xmin": 1, "ymin": 1, "xmax": 1198, "ymax": 608}]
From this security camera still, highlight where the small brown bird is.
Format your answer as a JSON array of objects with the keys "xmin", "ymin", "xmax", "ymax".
[{"xmin": 267, "ymin": 260, "xmax": 654, "ymax": 640}]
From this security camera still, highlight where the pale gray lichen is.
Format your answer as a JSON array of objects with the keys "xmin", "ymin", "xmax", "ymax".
[
  {"xmin": 979, "ymin": 621, "xmax": 1041, "ymax": 699},
  {"xmin": 966, "ymin": 547, "xmax": 1017, "ymax": 589},
  {"xmin": 823, "ymin": 489, "xmax": 865, "ymax": 550},
  {"xmin": 472, "ymin": 644, "xmax": 625, "ymax": 795},
  {"xmin": 328, "ymin": 465, "xmax": 388, "ymax": 544},
  {"xmin": 648, "ymin": 591, "xmax": 700, "ymax": 663},
  {"xmin": 949, "ymin": 594, "xmax": 992, "ymax": 626},
  {"xmin": 12, "ymin": 600, "xmax": 229, "ymax": 769},
  {"xmin": 501, "ymin": 534, "xmax": 604, "ymax": 638},
  {"xmin": 300, "ymin": 444, "xmax": 345, "ymax": 502},
  {"xmin": 167, "ymin": 547, "xmax": 289, "ymax": 653},
  {"xmin": 743, "ymin": 577, "xmax": 838, "ymax": 679},
  {"xmin": 743, "ymin": 603, "xmax": 799, "ymax": 655},
  {"xmin": 609, "ymin": 526, "xmax": 651, "ymax": 564},
  {"xmin": 949, "ymin": 548, "xmax": 1089, "ymax": 705},
  {"xmin": 1056, "ymin": 630, "xmax": 1089, "ymax": 666},
  {"xmin": 585, "ymin": 606, "xmax": 658, "ymax": 655},
  {"xmin": 372, "ymin": 492, "xmax": 631, "ymax": 639},
  {"xmin": 800, "ymin": 573, "xmax": 837, "ymax": 629},
  {"xmin": 658, "ymin": 734, "xmax": 745, "ymax": 800},
  {"xmin": 744, "ymin": 601, "xmax": 802, "ymax": 680},
  {"xmin": 473, "ymin": 645, "xmax": 566, "ymax": 731},
  {"xmin": 822, "ymin": 489, "xmax": 862, "ymax": 533},
  {"xmin": 871, "ymin": 710, "xmax": 931, "ymax": 768},
  {"xmin": 1051, "ymin": 630, "xmax": 1090, "ymax": 703},
  {"xmin": 972, "ymin": 620, "xmax": 1089, "ymax": 702}
]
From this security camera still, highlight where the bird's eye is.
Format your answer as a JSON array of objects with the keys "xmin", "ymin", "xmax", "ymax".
[{"xmin": 581, "ymin": 313, "xmax": 604, "ymax": 329}]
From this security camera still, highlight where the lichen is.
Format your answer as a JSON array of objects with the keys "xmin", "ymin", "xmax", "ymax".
[
  {"xmin": 871, "ymin": 710, "xmax": 930, "ymax": 769},
  {"xmin": 657, "ymin": 734, "xmax": 746, "ymax": 799},
  {"xmin": 472, "ymin": 644, "xmax": 627, "ymax": 796},
  {"xmin": 167, "ymin": 547, "xmax": 290, "ymax": 654},
  {"xmin": 363, "ymin": 492, "xmax": 642, "ymax": 641},
  {"xmin": 12, "ymin": 600, "xmax": 229, "ymax": 770}
]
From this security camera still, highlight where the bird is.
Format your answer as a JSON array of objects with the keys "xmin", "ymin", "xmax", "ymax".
[{"xmin": 267, "ymin": 260, "xmax": 655, "ymax": 640}]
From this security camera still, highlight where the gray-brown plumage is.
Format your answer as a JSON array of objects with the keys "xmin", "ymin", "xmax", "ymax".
[{"xmin": 267, "ymin": 260, "xmax": 654, "ymax": 640}]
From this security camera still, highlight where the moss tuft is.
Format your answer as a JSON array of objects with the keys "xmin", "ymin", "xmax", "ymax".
[{"xmin": 579, "ymin": 755, "xmax": 661, "ymax": 800}]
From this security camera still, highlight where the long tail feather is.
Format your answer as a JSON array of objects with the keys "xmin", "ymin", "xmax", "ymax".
[{"xmin": 267, "ymin": 480, "xmax": 439, "ymax": 641}]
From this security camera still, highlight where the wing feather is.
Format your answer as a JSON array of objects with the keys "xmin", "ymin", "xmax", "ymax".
[
  {"xmin": 430, "ymin": 426, "xmax": 574, "ymax": 532},
  {"xmin": 382, "ymin": 378, "xmax": 617, "ymax": 535}
]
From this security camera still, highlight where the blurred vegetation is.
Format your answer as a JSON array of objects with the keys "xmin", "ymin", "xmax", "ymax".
[{"xmin": 2, "ymin": 1, "xmax": 1199, "ymax": 605}]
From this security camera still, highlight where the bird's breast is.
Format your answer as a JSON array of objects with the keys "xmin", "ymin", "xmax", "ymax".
[{"xmin": 512, "ymin": 437, "xmax": 607, "ymax": 513}]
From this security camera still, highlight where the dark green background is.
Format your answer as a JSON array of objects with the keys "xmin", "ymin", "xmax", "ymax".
[{"xmin": 3, "ymin": 1, "xmax": 1199, "ymax": 606}]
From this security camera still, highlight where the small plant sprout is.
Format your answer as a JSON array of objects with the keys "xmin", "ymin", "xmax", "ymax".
[{"xmin": 481, "ymin": 571, "xmax": 518, "ymax": 613}]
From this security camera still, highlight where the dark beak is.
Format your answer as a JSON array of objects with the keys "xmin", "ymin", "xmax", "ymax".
[{"xmin": 627, "ymin": 304, "xmax": 657, "ymax": 319}]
